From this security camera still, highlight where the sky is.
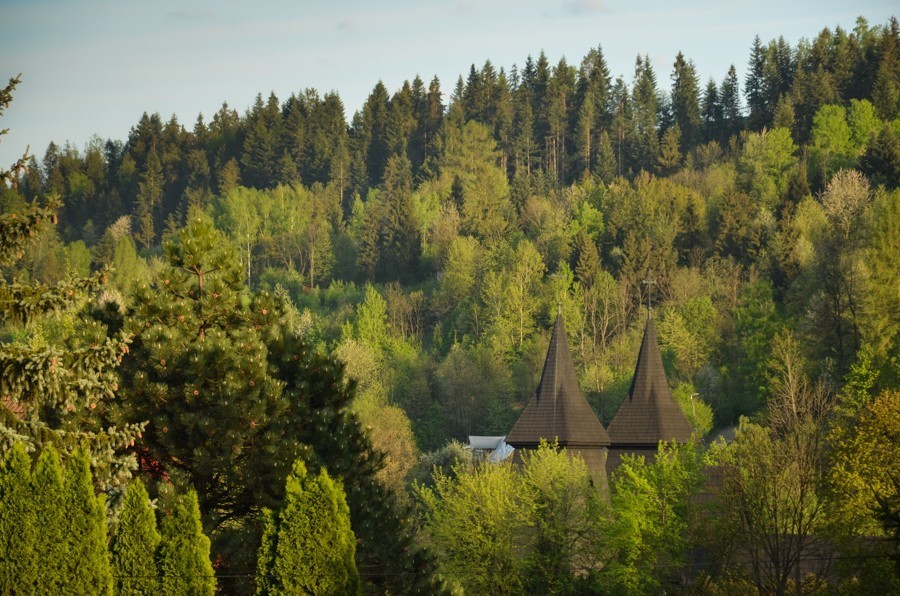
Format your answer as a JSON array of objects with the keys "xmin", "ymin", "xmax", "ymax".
[{"xmin": 0, "ymin": 0, "xmax": 895, "ymax": 169}]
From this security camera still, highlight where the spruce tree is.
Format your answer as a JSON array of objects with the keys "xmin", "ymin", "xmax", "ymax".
[
  {"xmin": 0, "ymin": 76, "xmax": 143, "ymax": 489},
  {"xmin": 671, "ymin": 52, "xmax": 702, "ymax": 155},
  {"xmin": 256, "ymin": 460, "xmax": 359, "ymax": 595},
  {"xmin": 110, "ymin": 479, "xmax": 160, "ymax": 595},
  {"xmin": 157, "ymin": 488, "xmax": 216, "ymax": 595}
]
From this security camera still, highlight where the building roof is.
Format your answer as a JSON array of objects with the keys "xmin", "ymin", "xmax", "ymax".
[
  {"xmin": 607, "ymin": 316, "xmax": 694, "ymax": 446},
  {"xmin": 506, "ymin": 315, "xmax": 610, "ymax": 448}
]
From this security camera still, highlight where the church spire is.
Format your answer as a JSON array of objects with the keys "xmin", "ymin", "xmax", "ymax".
[
  {"xmin": 506, "ymin": 315, "xmax": 610, "ymax": 448},
  {"xmin": 606, "ymin": 317, "xmax": 693, "ymax": 447}
]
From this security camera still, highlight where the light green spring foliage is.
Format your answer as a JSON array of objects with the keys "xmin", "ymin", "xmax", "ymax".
[
  {"xmin": 156, "ymin": 488, "xmax": 215, "ymax": 595},
  {"xmin": 418, "ymin": 456, "xmax": 527, "ymax": 595},
  {"xmin": 672, "ymin": 383, "xmax": 714, "ymax": 437},
  {"xmin": 418, "ymin": 441, "xmax": 606, "ymax": 595},
  {"xmin": 603, "ymin": 441, "xmax": 707, "ymax": 595},
  {"xmin": 256, "ymin": 460, "xmax": 359, "ymax": 595},
  {"xmin": 110, "ymin": 479, "xmax": 160, "ymax": 595},
  {"xmin": 518, "ymin": 443, "xmax": 607, "ymax": 594},
  {"xmin": 736, "ymin": 126, "xmax": 798, "ymax": 210},
  {"xmin": 826, "ymin": 389, "xmax": 900, "ymax": 592}
]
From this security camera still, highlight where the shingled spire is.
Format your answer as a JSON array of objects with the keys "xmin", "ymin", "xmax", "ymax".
[
  {"xmin": 606, "ymin": 316, "xmax": 693, "ymax": 471},
  {"xmin": 507, "ymin": 315, "xmax": 610, "ymax": 483}
]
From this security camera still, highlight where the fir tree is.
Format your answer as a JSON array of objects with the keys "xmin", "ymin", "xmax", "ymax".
[
  {"xmin": 256, "ymin": 460, "xmax": 359, "ymax": 595},
  {"xmin": 379, "ymin": 154, "xmax": 420, "ymax": 282},
  {"xmin": 630, "ymin": 55, "xmax": 661, "ymax": 174},
  {"xmin": 110, "ymin": 479, "xmax": 161, "ymax": 595},
  {"xmin": 720, "ymin": 64, "xmax": 742, "ymax": 140},
  {"xmin": 157, "ymin": 488, "xmax": 216, "ymax": 595}
]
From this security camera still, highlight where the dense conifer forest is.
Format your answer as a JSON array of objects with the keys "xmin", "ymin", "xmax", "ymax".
[{"xmin": 1, "ymin": 14, "xmax": 899, "ymax": 593}]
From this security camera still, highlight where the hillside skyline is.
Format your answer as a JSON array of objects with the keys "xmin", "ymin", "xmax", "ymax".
[{"xmin": 0, "ymin": 0, "xmax": 895, "ymax": 168}]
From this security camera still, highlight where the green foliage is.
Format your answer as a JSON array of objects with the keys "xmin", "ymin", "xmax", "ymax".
[
  {"xmin": 601, "ymin": 441, "xmax": 706, "ymax": 594},
  {"xmin": 419, "ymin": 442, "xmax": 611, "ymax": 594},
  {"xmin": 110, "ymin": 479, "xmax": 160, "ymax": 595},
  {"xmin": 62, "ymin": 445, "xmax": 113, "ymax": 595},
  {"xmin": 0, "ymin": 443, "xmax": 38, "ymax": 591},
  {"xmin": 116, "ymin": 211, "xmax": 443, "ymax": 592},
  {"xmin": 0, "ymin": 445, "xmax": 115, "ymax": 594},
  {"xmin": 672, "ymin": 382, "xmax": 714, "ymax": 436},
  {"xmin": 861, "ymin": 187, "xmax": 900, "ymax": 373},
  {"xmin": 418, "ymin": 457, "xmax": 527, "ymax": 594},
  {"xmin": 256, "ymin": 460, "xmax": 359, "ymax": 595},
  {"xmin": 157, "ymin": 488, "xmax": 216, "ymax": 595},
  {"xmin": 31, "ymin": 447, "xmax": 66, "ymax": 591},
  {"xmin": 9, "ymin": 18, "xmax": 900, "ymax": 593},
  {"xmin": 519, "ymin": 443, "xmax": 607, "ymax": 594},
  {"xmin": 117, "ymin": 211, "xmax": 287, "ymax": 532},
  {"xmin": 736, "ymin": 126, "xmax": 798, "ymax": 210}
]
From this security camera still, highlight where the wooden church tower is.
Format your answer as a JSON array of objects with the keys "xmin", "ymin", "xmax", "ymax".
[
  {"xmin": 606, "ymin": 315, "xmax": 694, "ymax": 473},
  {"xmin": 506, "ymin": 314, "xmax": 611, "ymax": 485}
]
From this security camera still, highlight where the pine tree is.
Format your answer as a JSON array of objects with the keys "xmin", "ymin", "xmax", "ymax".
[
  {"xmin": 256, "ymin": 460, "xmax": 359, "ymax": 595},
  {"xmin": 115, "ymin": 210, "xmax": 446, "ymax": 592},
  {"xmin": 114, "ymin": 210, "xmax": 282, "ymax": 528},
  {"xmin": 111, "ymin": 479, "xmax": 161, "ymax": 595},
  {"xmin": 157, "ymin": 488, "xmax": 216, "ymax": 595}
]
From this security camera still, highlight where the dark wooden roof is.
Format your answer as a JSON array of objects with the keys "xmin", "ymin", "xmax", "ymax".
[
  {"xmin": 607, "ymin": 317, "xmax": 693, "ymax": 447},
  {"xmin": 506, "ymin": 315, "xmax": 610, "ymax": 448}
]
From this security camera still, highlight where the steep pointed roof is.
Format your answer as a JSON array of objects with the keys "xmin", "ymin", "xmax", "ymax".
[
  {"xmin": 607, "ymin": 317, "xmax": 693, "ymax": 446},
  {"xmin": 506, "ymin": 316, "xmax": 610, "ymax": 448}
]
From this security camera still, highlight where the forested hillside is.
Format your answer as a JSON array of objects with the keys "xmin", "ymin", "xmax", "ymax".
[{"xmin": 2, "ymin": 14, "xmax": 899, "ymax": 593}]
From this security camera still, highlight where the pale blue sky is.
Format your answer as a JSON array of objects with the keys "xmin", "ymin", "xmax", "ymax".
[{"xmin": 0, "ymin": 0, "xmax": 895, "ymax": 169}]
